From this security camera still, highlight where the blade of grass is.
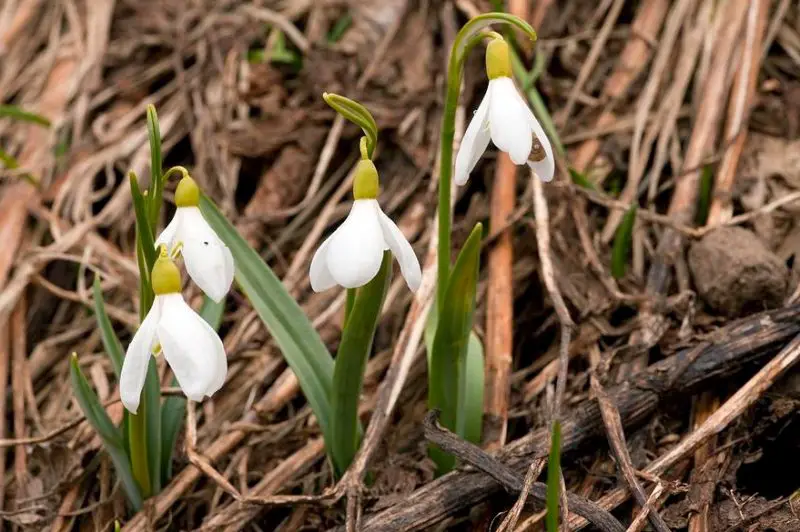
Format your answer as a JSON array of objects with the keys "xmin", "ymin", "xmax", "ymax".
[
  {"xmin": 70, "ymin": 354, "xmax": 142, "ymax": 509},
  {"xmin": 92, "ymin": 277, "xmax": 124, "ymax": 378},
  {"xmin": 146, "ymin": 105, "xmax": 163, "ymax": 231},
  {"xmin": 611, "ymin": 204, "xmax": 637, "ymax": 279},
  {"xmin": 199, "ymin": 195, "xmax": 335, "ymax": 439},
  {"xmin": 0, "ymin": 104, "xmax": 51, "ymax": 127},
  {"xmin": 330, "ymin": 252, "xmax": 391, "ymax": 475}
]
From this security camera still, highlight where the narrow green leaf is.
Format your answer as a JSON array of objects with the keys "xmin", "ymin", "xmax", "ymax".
[
  {"xmin": 130, "ymin": 172, "xmax": 157, "ymax": 319},
  {"xmin": 546, "ymin": 420, "xmax": 562, "ymax": 532},
  {"xmin": 199, "ymin": 295, "xmax": 225, "ymax": 330},
  {"xmin": 322, "ymin": 93, "xmax": 378, "ymax": 159},
  {"xmin": 70, "ymin": 354, "xmax": 143, "ymax": 509},
  {"xmin": 144, "ymin": 359, "xmax": 161, "ymax": 494},
  {"xmin": 568, "ymin": 167, "xmax": 596, "ymax": 191},
  {"xmin": 0, "ymin": 148, "xmax": 19, "ymax": 169},
  {"xmin": 146, "ymin": 105, "xmax": 163, "ymax": 231},
  {"xmin": 327, "ymin": 13, "xmax": 352, "ymax": 43},
  {"xmin": 330, "ymin": 252, "xmax": 391, "ymax": 475},
  {"xmin": 92, "ymin": 277, "xmax": 124, "ymax": 379},
  {"xmin": 0, "ymin": 104, "xmax": 51, "ymax": 127},
  {"xmin": 344, "ymin": 288, "xmax": 356, "ymax": 327},
  {"xmin": 695, "ymin": 164, "xmax": 714, "ymax": 226},
  {"xmin": 160, "ymin": 380, "xmax": 185, "ymax": 484},
  {"xmin": 429, "ymin": 223, "xmax": 483, "ymax": 472},
  {"xmin": 463, "ymin": 332, "xmax": 484, "ymax": 445},
  {"xmin": 611, "ymin": 204, "xmax": 637, "ymax": 279},
  {"xmin": 199, "ymin": 195, "xmax": 335, "ymax": 437}
]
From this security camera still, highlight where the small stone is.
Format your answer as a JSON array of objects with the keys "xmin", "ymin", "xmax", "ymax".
[{"xmin": 688, "ymin": 226, "xmax": 788, "ymax": 317}]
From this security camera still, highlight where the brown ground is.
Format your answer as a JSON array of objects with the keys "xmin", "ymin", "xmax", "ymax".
[{"xmin": 1, "ymin": 0, "xmax": 799, "ymax": 530}]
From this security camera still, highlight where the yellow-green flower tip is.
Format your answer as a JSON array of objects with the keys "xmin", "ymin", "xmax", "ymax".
[
  {"xmin": 486, "ymin": 38, "xmax": 512, "ymax": 80},
  {"xmin": 352, "ymin": 159, "xmax": 379, "ymax": 200},
  {"xmin": 151, "ymin": 248, "xmax": 182, "ymax": 295},
  {"xmin": 175, "ymin": 175, "xmax": 200, "ymax": 207}
]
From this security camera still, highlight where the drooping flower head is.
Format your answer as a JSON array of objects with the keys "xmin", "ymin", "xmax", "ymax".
[
  {"xmin": 120, "ymin": 247, "xmax": 227, "ymax": 413},
  {"xmin": 310, "ymin": 158, "xmax": 421, "ymax": 292},
  {"xmin": 454, "ymin": 36, "xmax": 554, "ymax": 185},
  {"xmin": 156, "ymin": 175, "xmax": 234, "ymax": 302}
]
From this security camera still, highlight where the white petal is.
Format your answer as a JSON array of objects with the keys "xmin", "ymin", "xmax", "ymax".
[
  {"xmin": 488, "ymin": 77, "xmax": 532, "ymax": 166},
  {"xmin": 177, "ymin": 207, "xmax": 234, "ymax": 302},
  {"xmin": 376, "ymin": 208, "xmax": 422, "ymax": 291},
  {"xmin": 155, "ymin": 209, "xmax": 183, "ymax": 250},
  {"xmin": 157, "ymin": 294, "xmax": 225, "ymax": 402},
  {"xmin": 525, "ymin": 107, "xmax": 556, "ymax": 182},
  {"xmin": 325, "ymin": 200, "xmax": 386, "ymax": 288},
  {"xmin": 309, "ymin": 234, "xmax": 337, "ymax": 292},
  {"xmin": 454, "ymin": 87, "xmax": 492, "ymax": 186},
  {"xmin": 120, "ymin": 298, "xmax": 162, "ymax": 413}
]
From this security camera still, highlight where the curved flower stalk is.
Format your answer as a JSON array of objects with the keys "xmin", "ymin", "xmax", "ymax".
[
  {"xmin": 120, "ymin": 247, "xmax": 227, "ymax": 413},
  {"xmin": 455, "ymin": 36, "xmax": 554, "ymax": 185},
  {"xmin": 156, "ymin": 173, "xmax": 234, "ymax": 302},
  {"xmin": 310, "ymin": 157, "xmax": 421, "ymax": 292}
]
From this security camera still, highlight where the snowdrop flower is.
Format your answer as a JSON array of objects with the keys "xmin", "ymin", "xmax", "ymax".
[
  {"xmin": 156, "ymin": 175, "xmax": 234, "ymax": 303},
  {"xmin": 310, "ymin": 159, "xmax": 422, "ymax": 292},
  {"xmin": 120, "ymin": 248, "xmax": 227, "ymax": 413},
  {"xmin": 455, "ymin": 37, "xmax": 555, "ymax": 185}
]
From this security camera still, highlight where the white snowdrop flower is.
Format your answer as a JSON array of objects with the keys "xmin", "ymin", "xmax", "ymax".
[
  {"xmin": 156, "ymin": 175, "xmax": 234, "ymax": 303},
  {"xmin": 454, "ymin": 37, "xmax": 555, "ymax": 186},
  {"xmin": 120, "ymin": 249, "xmax": 227, "ymax": 413},
  {"xmin": 310, "ymin": 159, "xmax": 422, "ymax": 292}
]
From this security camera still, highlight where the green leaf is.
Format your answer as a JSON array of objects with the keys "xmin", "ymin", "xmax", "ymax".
[
  {"xmin": 159, "ymin": 381, "xmax": 185, "ymax": 484},
  {"xmin": 92, "ymin": 277, "xmax": 124, "ymax": 379},
  {"xmin": 143, "ymin": 359, "xmax": 162, "ymax": 494},
  {"xmin": 322, "ymin": 93, "xmax": 378, "ymax": 159},
  {"xmin": 0, "ymin": 148, "xmax": 19, "ymax": 169},
  {"xmin": 70, "ymin": 354, "xmax": 143, "ymax": 509},
  {"xmin": 429, "ymin": 223, "xmax": 483, "ymax": 472},
  {"xmin": 199, "ymin": 195, "xmax": 335, "ymax": 437},
  {"xmin": 568, "ymin": 167, "xmax": 596, "ymax": 191},
  {"xmin": 463, "ymin": 333, "xmax": 484, "ymax": 445},
  {"xmin": 611, "ymin": 204, "xmax": 637, "ymax": 279},
  {"xmin": 146, "ymin": 105, "xmax": 163, "ymax": 231},
  {"xmin": 199, "ymin": 295, "xmax": 225, "ymax": 330},
  {"xmin": 129, "ymin": 172, "xmax": 157, "ymax": 320},
  {"xmin": 425, "ymin": 313, "xmax": 484, "ymax": 447},
  {"xmin": 129, "ymin": 169, "xmax": 162, "ymax": 495},
  {"xmin": 0, "ymin": 105, "xmax": 51, "ymax": 127},
  {"xmin": 546, "ymin": 420, "xmax": 562, "ymax": 532},
  {"xmin": 327, "ymin": 13, "xmax": 352, "ymax": 43},
  {"xmin": 695, "ymin": 164, "xmax": 714, "ymax": 226},
  {"xmin": 330, "ymin": 252, "xmax": 391, "ymax": 475}
]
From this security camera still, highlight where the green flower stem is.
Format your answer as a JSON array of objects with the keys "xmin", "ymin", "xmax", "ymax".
[
  {"xmin": 436, "ymin": 13, "xmax": 537, "ymax": 313},
  {"xmin": 128, "ymin": 407, "xmax": 152, "ymax": 498}
]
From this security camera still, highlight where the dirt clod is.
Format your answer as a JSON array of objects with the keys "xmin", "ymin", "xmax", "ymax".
[{"xmin": 688, "ymin": 226, "xmax": 788, "ymax": 316}]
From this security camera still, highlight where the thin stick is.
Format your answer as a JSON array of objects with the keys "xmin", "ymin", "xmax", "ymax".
[
  {"xmin": 0, "ymin": 321, "xmax": 8, "ymax": 511},
  {"xmin": 11, "ymin": 298, "xmax": 27, "ymax": 497},
  {"xmin": 532, "ymin": 175, "xmax": 573, "ymax": 419},
  {"xmin": 626, "ymin": 483, "xmax": 665, "ymax": 532},
  {"xmin": 497, "ymin": 458, "xmax": 547, "ymax": 532},
  {"xmin": 591, "ymin": 367, "xmax": 672, "ymax": 532}
]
